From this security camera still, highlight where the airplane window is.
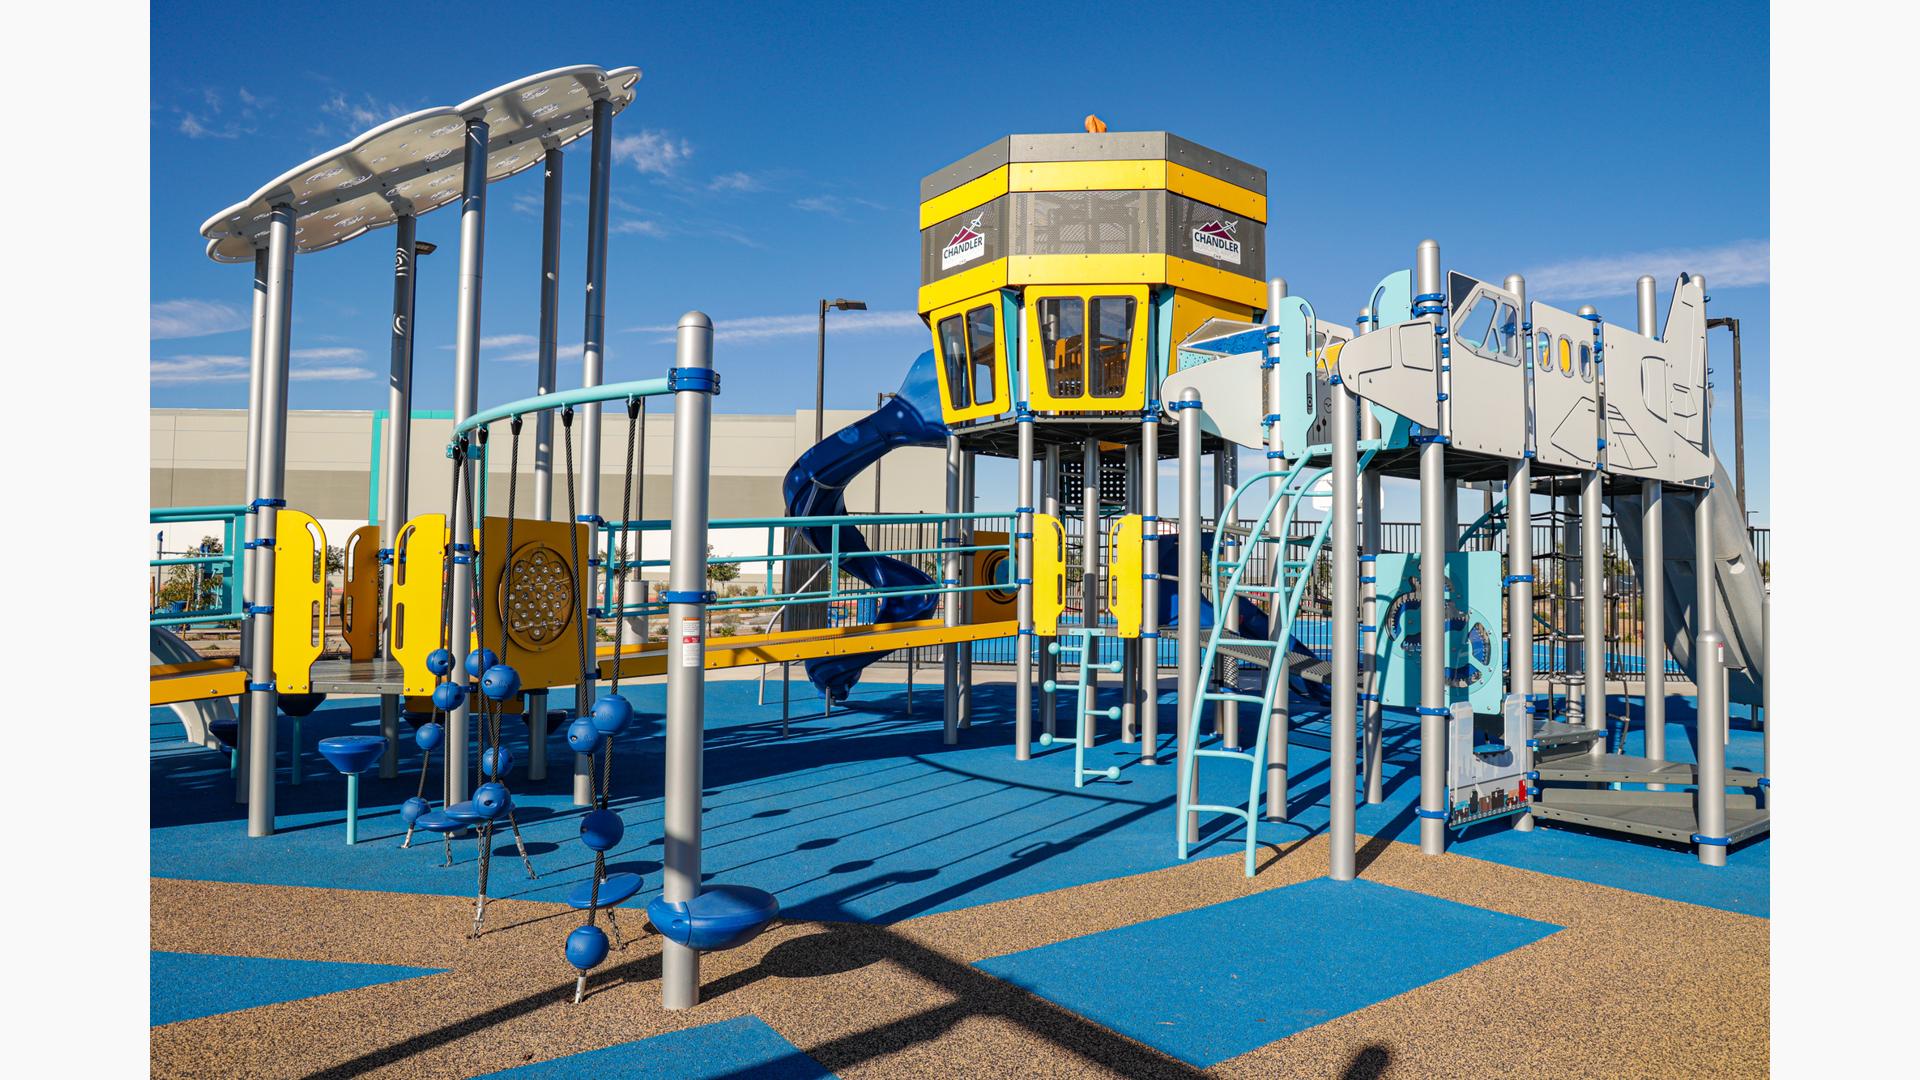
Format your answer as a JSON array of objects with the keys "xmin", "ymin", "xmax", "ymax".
[
  {"xmin": 1040, "ymin": 297, "xmax": 1085, "ymax": 398},
  {"xmin": 938, "ymin": 315, "xmax": 969, "ymax": 410},
  {"xmin": 966, "ymin": 305, "xmax": 997, "ymax": 406}
]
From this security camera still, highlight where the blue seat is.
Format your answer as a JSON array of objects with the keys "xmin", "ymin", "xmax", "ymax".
[
  {"xmin": 209, "ymin": 719, "xmax": 238, "ymax": 750},
  {"xmin": 443, "ymin": 799, "xmax": 501, "ymax": 824},
  {"xmin": 647, "ymin": 885, "xmax": 780, "ymax": 952},
  {"xmin": 317, "ymin": 735, "xmax": 386, "ymax": 775},
  {"xmin": 277, "ymin": 692, "xmax": 327, "ymax": 717},
  {"xmin": 567, "ymin": 872, "xmax": 644, "ymax": 910},
  {"xmin": 414, "ymin": 809, "xmax": 466, "ymax": 833}
]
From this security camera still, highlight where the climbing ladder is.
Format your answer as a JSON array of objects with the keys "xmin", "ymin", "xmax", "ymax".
[
  {"xmin": 1040, "ymin": 627, "xmax": 1124, "ymax": 787},
  {"xmin": 1175, "ymin": 446, "xmax": 1378, "ymax": 876}
]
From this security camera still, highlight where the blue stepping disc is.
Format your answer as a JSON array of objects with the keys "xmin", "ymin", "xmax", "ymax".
[
  {"xmin": 414, "ymin": 810, "xmax": 466, "ymax": 833},
  {"xmin": 444, "ymin": 800, "xmax": 495, "ymax": 825},
  {"xmin": 647, "ymin": 884, "xmax": 780, "ymax": 952},
  {"xmin": 566, "ymin": 872, "xmax": 644, "ymax": 910},
  {"xmin": 317, "ymin": 735, "xmax": 386, "ymax": 775}
]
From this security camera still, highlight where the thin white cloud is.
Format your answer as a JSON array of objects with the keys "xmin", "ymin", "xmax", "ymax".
[
  {"xmin": 320, "ymin": 90, "xmax": 412, "ymax": 131},
  {"xmin": 708, "ymin": 171, "xmax": 761, "ymax": 193},
  {"xmin": 152, "ymin": 299, "xmax": 248, "ymax": 340},
  {"xmin": 613, "ymin": 130, "xmax": 692, "ymax": 175},
  {"xmin": 1523, "ymin": 239, "xmax": 1768, "ymax": 299},
  {"xmin": 152, "ymin": 345, "xmax": 372, "ymax": 384},
  {"xmin": 623, "ymin": 310, "xmax": 924, "ymax": 344},
  {"xmin": 292, "ymin": 346, "xmax": 365, "ymax": 362},
  {"xmin": 792, "ymin": 194, "xmax": 885, "ymax": 217},
  {"xmin": 488, "ymin": 341, "xmax": 587, "ymax": 363},
  {"xmin": 292, "ymin": 366, "xmax": 375, "ymax": 382},
  {"xmin": 151, "ymin": 354, "xmax": 248, "ymax": 384},
  {"xmin": 613, "ymin": 219, "xmax": 668, "ymax": 237}
]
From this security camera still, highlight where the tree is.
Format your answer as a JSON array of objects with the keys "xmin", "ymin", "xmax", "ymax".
[
  {"xmin": 155, "ymin": 535, "xmax": 226, "ymax": 610},
  {"xmin": 706, "ymin": 544, "xmax": 740, "ymax": 585}
]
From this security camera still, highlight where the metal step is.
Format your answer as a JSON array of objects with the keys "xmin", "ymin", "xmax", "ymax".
[
  {"xmin": 1527, "ymin": 720, "xmax": 1604, "ymax": 749},
  {"xmin": 1533, "ymin": 749, "xmax": 1762, "ymax": 788},
  {"xmin": 1532, "ymin": 788, "xmax": 1769, "ymax": 846}
]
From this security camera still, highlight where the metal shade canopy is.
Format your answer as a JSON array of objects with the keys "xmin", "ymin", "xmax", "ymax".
[{"xmin": 199, "ymin": 64, "xmax": 641, "ymax": 262}]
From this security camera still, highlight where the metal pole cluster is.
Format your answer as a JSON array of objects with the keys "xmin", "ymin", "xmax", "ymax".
[
  {"xmin": 245, "ymin": 204, "xmax": 297, "ymax": 837},
  {"xmin": 1415, "ymin": 238, "xmax": 1449, "ymax": 856}
]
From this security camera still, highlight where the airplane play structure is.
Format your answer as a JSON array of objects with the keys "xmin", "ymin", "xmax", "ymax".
[{"xmin": 150, "ymin": 67, "xmax": 1769, "ymax": 1011}]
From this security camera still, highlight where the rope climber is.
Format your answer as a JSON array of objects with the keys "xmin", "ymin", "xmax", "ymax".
[{"xmin": 563, "ymin": 397, "xmax": 647, "ymax": 1003}]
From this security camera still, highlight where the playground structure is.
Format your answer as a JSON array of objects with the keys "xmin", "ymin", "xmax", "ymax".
[{"xmin": 152, "ymin": 69, "xmax": 1769, "ymax": 1014}]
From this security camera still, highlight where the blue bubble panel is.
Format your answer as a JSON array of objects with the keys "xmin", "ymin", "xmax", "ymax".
[
  {"xmin": 473, "ymin": 1015, "xmax": 835, "ymax": 1079},
  {"xmin": 151, "ymin": 951, "xmax": 447, "ymax": 1026},
  {"xmin": 974, "ymin": 877, "xmax": 1561, "ymax": 1068}
]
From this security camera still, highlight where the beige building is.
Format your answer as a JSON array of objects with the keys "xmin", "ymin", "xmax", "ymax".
[{"xmin": 150, "ymin": 407, "xmax": 951, "ymax": 589}]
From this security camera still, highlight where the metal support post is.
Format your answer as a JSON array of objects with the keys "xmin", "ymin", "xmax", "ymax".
[
  {"xmin": 662, "ymin": 313, "xmax": 715, "ymax": 1007},
  {"xmin": 246, "ymin": 206, "xmax": 296, "ymax": 836},
  {"xmin": 236, "ymin": 247, "xmax": 270, "ymax": 805},
  {"xmin": 1416, "ymin": 238, "xmax": 1447, "ymax": 856},
  {"xmin": 1140, "ymin": 408, "xmax": 1162, "ymax": 764},
  {"xmin": 574, "ymin": 99, "xmax": 614, "ymax": 806},
  {"xmin": 1506, "ymin": 273, "xmax": 1536, "ymax": 830},
  {"xmin": 1081, "ymin": 436, "xmax": 1100, "ymax": 747},
  {"xmin": 1330, "ymin": 348, "xmax": 1358, "ymax": 880},
  {"xmin": 942, "ymin": 435, "xmax": 962, "ymax": 745},
  {"xmin": 376, "ymin": 215, "xmax": 420, "ymax": 781},
  {"xmin": 1177, "ymin": 389, "xmax": 1203, "ymax": 844},
  {"xmin": 1015, "ymin": 410, "xmax": 1035, "ymax": 758},
  {"xmin": 958, "ymin": 450, "xmax": 975, "ymax": 728},
  {"xmin": 1121, "ymin": 443, "xmax": 1140, "ymax": 743},
  {"xmin": 525, "ymin": 146, "xmax": 564, "ymax": 783},
  {"xmin": 1265, "ymin": 277, "xmax": 1291, "ymax": 817},
  {"xmin": 444, "ymin": 117, "xmax": 490, "ymax": 807},
  {"xmin": 1694, "ymin": 482, "xmax": 1728, "ymax": 867}
]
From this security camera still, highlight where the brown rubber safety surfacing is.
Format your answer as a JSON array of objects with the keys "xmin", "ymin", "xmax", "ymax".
[{"xmin": 151, "ymin": 831, "xmax": 1767, "ymax": 1079}]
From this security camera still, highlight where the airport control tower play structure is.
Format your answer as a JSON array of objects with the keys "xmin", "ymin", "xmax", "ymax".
[{"xmin": 150, "ymin": 70, "xmax": 1768, "ymax": 1013}]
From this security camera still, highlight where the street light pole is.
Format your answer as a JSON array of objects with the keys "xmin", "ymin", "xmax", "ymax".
[
  {"xmin": 1707, "ymin": 316, "xmax": 1746, "ymax": 518},
  {"xmin": 815, "ymin": 297, "xmax": 867, "ymax": 444},
  {"xmin": 874, "ymin": 390, "xmax": 896, "ymax": 512}
]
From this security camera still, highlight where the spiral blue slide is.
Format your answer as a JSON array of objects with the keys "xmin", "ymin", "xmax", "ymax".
[{"xmin": 782, "ymin": 350, "xmax": 950, "ymax": 701}]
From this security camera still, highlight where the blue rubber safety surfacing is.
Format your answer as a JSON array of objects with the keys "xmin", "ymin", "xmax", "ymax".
[
  {"xmin": 151, "ymin": 684, "xmax": 1768, "ymax": 922},
  {"xmin": 151, "ymin": 951, "xmax": 446, "ymax": 1026},
  {"xmin": 471, "ymin": 1015, "xmax": 835, "ymax": 1079},
  {"xmin": 974, "ymin": 877, "xmax": 1562, "ymax": 1068}
]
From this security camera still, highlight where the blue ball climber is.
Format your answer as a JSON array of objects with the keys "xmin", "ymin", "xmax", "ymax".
[
  {"xmin": 464, "ymin": 647, "xmax": 501, "ymax": 680},
  {"xmin": 480, "ymin": 663, "xmax": 521, "ymax": 702},
  {"xmin": 591, "ymin": 693, "xmax": 633, "ymax": 735}
]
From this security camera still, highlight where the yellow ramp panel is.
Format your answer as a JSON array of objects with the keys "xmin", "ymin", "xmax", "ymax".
[
  {"xmin": 341, "ymin": 524, "xmax": 382, "ymax": 661},
  {"xmin": 597, "ymin": 618, "xmax": 1019, "ymax": 681},
  {"xmin": 389, "ymin": 513, "xmax": 447, "ymax": 695},
  {"xmin": 1107, "ymin": 514, "xmax": 1143, "ymax": 638},
  {"xmin": 272, "ymin": 510, "xmax": 327, "ymax": 694},
  {"xmin": 151, "ymin": 659, "xmax": 246, "ymax": 706},
  {"xmin": 1032, "ymin": 513, "xmax": 1067, "ymax": 636}
]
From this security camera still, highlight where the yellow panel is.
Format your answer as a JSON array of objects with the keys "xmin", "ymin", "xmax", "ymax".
[
  {"xmin": 389, "ymin": 513, "xmax": 447, "ymax": 695},
  {"xmin": 1168, "ymin": 291, "xmax": 1257, "ymax": 371},
  {"xmin": 919, "ymin": 164, "xmax": 1010, "ymax": 230},
  {"xmin": 341, "ymin": 524, "xmax": 382, "ymax": 661},
  {"xmin": 151, "ymin": 662, "xmax": 247, "ymax": 706},
  {"xmin": 1025, "ymin": 284, "xmax": 1151, "ymax": 413},
  {"xmin": 1010, "ymin": 159, "xmax": 1165, "ymax": 193},
  {"xmin": 1106, "ymin": 514, "xmax": 1143, "ymax": 638},
  {"xmin": 1165, "ymin": 255, "xmax": 1269, "ymax": 309},
  {"xmin": 479, "ymin": 516, "xmax": 594, "ymax": 693},
  {"xmin": 1165, "ymin": 162, "xmax": 1267, "ymax": 223},
  {"xmin": 271, "ymin": 510, "xmax": 326, "ymax": 694},
  {"xmin": 918, "ymin": 258, "xmax": 1010, "ymax": 314},
  {"xmin": 1032, "ymin": 513, "xmax": 1067, "ymax": 636},
  {"xmin": 1009, "ymin": 252, "xmax": 1165, "ymax": 287},
  {"xmin": 970, "ymin": 531, "xmax": 1015, "ymax": 622},
  {"xmin": 927, "ymin": 292, "xmax": 1012, "ymax": 424}
]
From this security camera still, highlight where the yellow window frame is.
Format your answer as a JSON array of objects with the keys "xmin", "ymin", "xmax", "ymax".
[
  {"xmin": 1024, "ymin": 284, "xmax": 1150, "ymax": 413},
  {"xmin": 928, "ymin": 291, "xmax": 1010, "ymax": 423}
]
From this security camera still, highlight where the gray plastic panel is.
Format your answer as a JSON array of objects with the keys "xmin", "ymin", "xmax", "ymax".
[
  {"xmin": 1598, "ymin": 321, "xmax": 1674, "ymax": 479},
  {"xmin": 1532, "ymin": 790, "xmax": 1768, "ymax": 845},
  {"xmin": 1446, "ymin": 274, "xmax": 1529, "ymax": 460},
  {"xmin": 920, "ymin": 196, "xmax": 1011, "ymax": 286},
  {"xmin": 1167, "ymin": 194, "xmax": 1266, "ymax": 280},
  {"xmin": 1661, "ymin": 276, "xmax": 1713, "ymax": 482},
  {"xmin": 1011, "ymin": 189, "xmax": 1166, "ymax": 257},
  {"xmin": 1336, "ymin": 318, "xmax": 1442, "ymax": 431},
  {"xmin": 920, "ymin": 132, "xmax": 1266, "ymax": 203},
  {"xmin": 1530, "ymin": 302, "xmax": 1599, "ymax": 469}
]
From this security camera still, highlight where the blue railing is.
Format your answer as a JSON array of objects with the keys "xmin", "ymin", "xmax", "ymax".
[{"xmin": 150, "ymin": 504, "xmax": 249, "ymax": 627}]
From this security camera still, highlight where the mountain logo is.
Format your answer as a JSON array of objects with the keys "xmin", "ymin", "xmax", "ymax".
[
  {"xmin": 1191, "ymin": 219, "xmax": 1242, "ymax": 265},
  {"xmin": 940, "ymin": 215, "xmax": 987, "ymax": 271}
]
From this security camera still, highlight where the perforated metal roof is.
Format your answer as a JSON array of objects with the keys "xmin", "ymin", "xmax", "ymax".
[{"xmin": 199, "ymin": 65, "xmax": 640, "ymax": 263}]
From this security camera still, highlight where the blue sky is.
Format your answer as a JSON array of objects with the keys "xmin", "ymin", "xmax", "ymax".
[{"xmin": 150, "ymin": 0, "xmax": 1769, "ymax": 521}]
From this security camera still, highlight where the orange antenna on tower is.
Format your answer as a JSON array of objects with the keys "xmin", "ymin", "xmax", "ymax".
[{"xmin": 1083, "ymin": 114, "xmax": 1107, "ymax": 133}]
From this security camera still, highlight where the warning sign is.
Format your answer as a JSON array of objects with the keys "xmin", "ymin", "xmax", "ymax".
[{"xmin": 679, "ymin": 617, "xmax": 704, "ymax": 669}]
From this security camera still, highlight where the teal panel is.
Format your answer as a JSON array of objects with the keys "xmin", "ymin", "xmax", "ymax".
[
  {"xmin": 1370, "ymin": 550, "xmax": 1503, "ymax": 714},
  {"xmin": 1270, "ymin": 295, "xmax": 1319, "ymax": 456}
]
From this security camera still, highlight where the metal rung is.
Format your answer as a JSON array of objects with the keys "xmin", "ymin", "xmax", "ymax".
[
  {"xmin": 1202, "ymin": 691, "xmax": 1266, "ymax": 705},
  {"xmin": 1195, "ymin": 748, "xmax": 1257, "ymax": 763},
  {"xmin": 1217, "ymin": 637, "xmax": 1281, "ymax": 649},
  {"xmin": 1187, "ymin": 802, "xmax": 1254, "ymax": 818}
]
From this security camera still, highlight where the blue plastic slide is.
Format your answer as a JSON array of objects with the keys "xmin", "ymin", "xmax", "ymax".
[{"xmin": 781, "ymin": 350, "xmax": 950, "ymax": 701}]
